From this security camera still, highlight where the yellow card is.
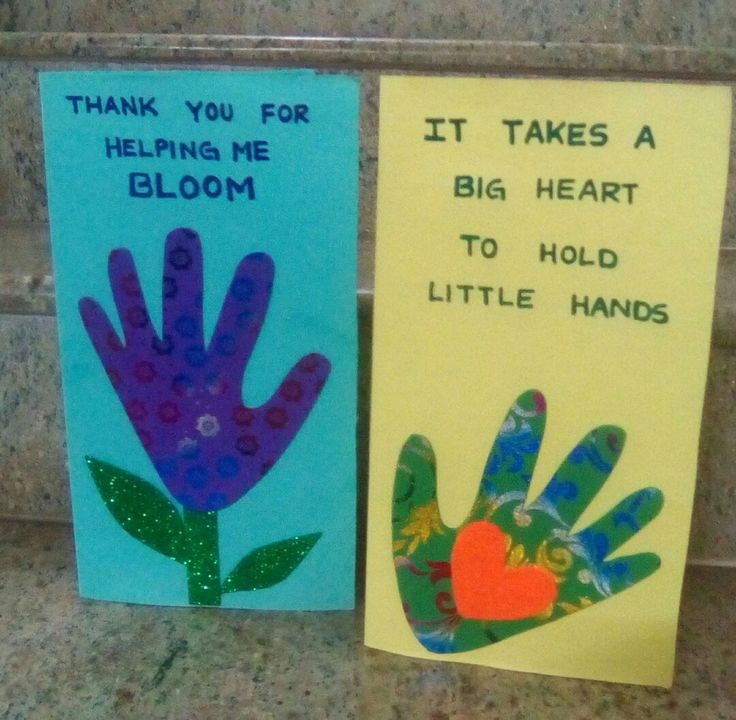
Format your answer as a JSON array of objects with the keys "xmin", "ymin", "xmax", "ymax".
[{"xmin": 365, "ymin": 76, "xmax": 731, "ymax": 686}]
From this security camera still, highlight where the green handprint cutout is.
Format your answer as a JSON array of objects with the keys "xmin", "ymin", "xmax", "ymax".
[{"xmin": 392, "ymin": 390, "xmax": 663, "ymax": 654}]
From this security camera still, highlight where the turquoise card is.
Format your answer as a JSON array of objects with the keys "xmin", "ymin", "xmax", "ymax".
[{"xmin": 40, "ymin": 70, "xmax": 359, "ymax": 609}]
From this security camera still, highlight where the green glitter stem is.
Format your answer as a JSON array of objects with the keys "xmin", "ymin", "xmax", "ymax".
[{"xmin": 183, "ymin": 508, "xmax": 221, "ymax": 606}]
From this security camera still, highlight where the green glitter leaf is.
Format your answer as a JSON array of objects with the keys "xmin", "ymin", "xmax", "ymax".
[
  {"xmin": 222, "ymin": 533, "xmax": 321, "ymax": 593},
  {"xmin": 86, "ymin": 456, "xmax": 187, "ymax": 564}
]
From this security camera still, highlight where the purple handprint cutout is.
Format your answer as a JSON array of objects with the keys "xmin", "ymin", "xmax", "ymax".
[{"xmin": 79, "ymin": 227, "xmax": 331, "ymax": 512}]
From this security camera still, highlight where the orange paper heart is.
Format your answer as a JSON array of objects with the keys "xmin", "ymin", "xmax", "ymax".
[{"xmin": 451, "ymin": 520, "xmax": 558, "ymax": 621}]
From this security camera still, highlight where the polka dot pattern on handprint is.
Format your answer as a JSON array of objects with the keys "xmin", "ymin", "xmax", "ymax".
[{"xmin": 78, "ymin": 227, "xmax": 332, "ymax": 512}]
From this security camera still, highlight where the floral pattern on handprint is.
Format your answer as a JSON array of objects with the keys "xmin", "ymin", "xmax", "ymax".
[{"xmin": 392, "ymin": 389, "xmax": 663, "ymax": 653}]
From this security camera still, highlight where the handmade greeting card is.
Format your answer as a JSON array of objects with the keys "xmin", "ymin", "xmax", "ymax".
[
  {"xmin": 41, "ymin": 70, "xmax": 359, "ymax": 609},
  {"xmin": 365, "ymin": 76, "xmax": 731, "ymax": 684}
]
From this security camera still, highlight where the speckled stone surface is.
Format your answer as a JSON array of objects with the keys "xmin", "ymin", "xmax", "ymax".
[
  {"xmin": 0, "ymin": 1, "xmax": 729, "ymax": 48},
  {"xmin": 0, "ymin": 223, "xmax": 53, "ymax": 314},
  {"xmin": 714, "ymin": 250, "xmax": 736, "ymax": 347},
  {"xmin": 691, "ymin": 344, "xmax": 736, "ymax": 561},
  {"xmin": 721, "ymin": 99, "xmax": 736, "ymax": 249},
  {"xmin": 4, "ymin": 33, "xmax": 736, "ymax": 74},
  {"xmin": 0, "ymin": 315, "xmax": 67, "ymax": 520},
  {"xmin": 698, "ymin": 0, "xmax": 736, "ymax": 47},
  {"xmin": 0, "ymin": 60, "xmax": 47, "ymax": 223},
  {"xmin": 620, "ymin": 0, "xmax": 700, "ymax": 46},
  {"xmin": 357, "ymin": 73, "xmax": 377, "ymax": 288},
  {"xmin": 0, "ymin": 520, "xmax": 734, "ymax": 719},
  {"xmin": 0, "ymin": 1, "xmax": 621, "ymax": 43}
]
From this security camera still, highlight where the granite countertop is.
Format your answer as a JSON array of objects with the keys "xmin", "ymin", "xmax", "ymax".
[{"xmin": 0, "ymin": 519, "xmax": 734, "ymax": 720}]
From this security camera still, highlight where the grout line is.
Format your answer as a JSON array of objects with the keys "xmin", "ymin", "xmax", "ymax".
[
  {"xmin": 686, "ymin": 557, "xmax": 736, "ymax": 569},
  {"xmin": 0, "ymin": 513, "xmax": 70, "ymax": 525},
  {"xmin": 3, "ymin": 33, "xmax": 736, "ymax": 81}
]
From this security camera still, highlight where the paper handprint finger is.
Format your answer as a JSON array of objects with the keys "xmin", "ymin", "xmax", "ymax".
[
  {"xmin": 392, "ymin": 435, "xmax": 446, "ymax": 531},
  {"xmin": 392, "ymin": 434, "xmax": 456, "ymax": 652},
  {"xmin": 78, "ymin": 296, "xmax": 124, "ymax": 366},
  {"xmin": 601, "ymin": 552, "xmax": 661, "ymax": 595},
  {"xmin": 162, "ymin": 227, "xmax": 205, "ymax": 345},
  {"xmin": 251, "ymin": 353, "xmax": 332, "ymax": 471},
  {"xmin": 210, "ymin": 251, "xmax": 274, "ymax": 378},
  {"xmin": 578, "ymin": 487, "xmax": 664, "ymax": 562},
  {"xmin": 530, "ymin": 425, "xmax": 625, "ymax": 529},
  {"xmin": 394, "ymin": 435, "xmax": 437, "ymax": 512},
  {"xmin": 108, "ymin": 247, "xmax": 155, "ymax": 347},
  {"xmin": 467, "ymin": 389, "xmax": 546, "ymax": 523}
]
